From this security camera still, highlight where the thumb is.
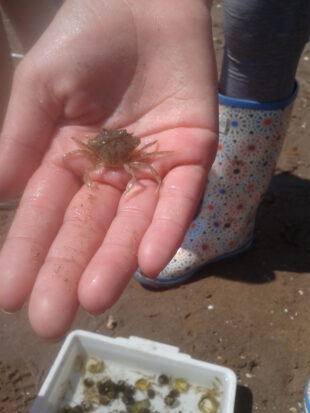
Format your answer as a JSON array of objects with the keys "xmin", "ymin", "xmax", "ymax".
[{"xmin": 0, "ymin": 58, "xmax": 61, "ymax": 202}]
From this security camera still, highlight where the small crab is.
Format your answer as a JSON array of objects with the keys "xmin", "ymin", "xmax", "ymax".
[{"xmin": 63, "ymin": 128, "xmax": 170, "ymax": 194}]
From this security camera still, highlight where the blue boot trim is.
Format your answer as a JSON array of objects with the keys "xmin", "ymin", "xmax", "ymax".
[{"xmin": 219, "ymin": 81, "xmax": 298, "ymax": 110}]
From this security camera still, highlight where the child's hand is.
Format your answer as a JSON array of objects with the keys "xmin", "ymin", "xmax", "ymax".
[{"xmin": 0, "ymin": 0, "xmax": 218, "ymax": 339}]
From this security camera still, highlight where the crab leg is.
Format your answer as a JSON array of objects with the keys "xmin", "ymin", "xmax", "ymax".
[
  {"xmin": 123, "ymin": 163, "xmax": 137, "ymax": 194},
  {"xmin": 63, "ymin": 136, "xmax": 94, "ymax": 161},
  {"xmin": 133, "ymin": 141, "xmax": 172, "ymax": 161},
  {"xmin": 62, "ymin": 148, "xmax": 91, "ymax": 160},
  {"xmin": 135, "ymin": 150, "xmax": 172, "ymax": 161},
  {"xmin": 63, "ymin": 141, "xmax": 98, "ymax": 188},
  {"xmin": 63, "ymin": 150, "xmax": 96, "ymax": 187},
  {"xmin": 135, "ymin": 140, "xmax": 157, "ymax": 153},
  {"xmin": 63, "ymin": 147, "xmax": 98, "ymax": 166},
  {"xmin": 83, "ymin": 165, "xmax": 98, "ymax": 188},
  {"xmin": 130, "ymin": 161, "xmax": 162, "ymax": 191},
  {"xmin": 70, "ymin": 136, "xmax": 90, "ymax": 149}
]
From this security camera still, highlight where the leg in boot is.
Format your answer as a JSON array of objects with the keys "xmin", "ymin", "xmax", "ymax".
[{"xmin": 135, "ymin": 0, "xmax": 310, "ymax": 288}]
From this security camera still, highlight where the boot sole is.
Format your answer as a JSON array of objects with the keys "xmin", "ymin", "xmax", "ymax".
[{"xmin": 134, "ymin": 237, "xmax": 253, "ymax": 289}]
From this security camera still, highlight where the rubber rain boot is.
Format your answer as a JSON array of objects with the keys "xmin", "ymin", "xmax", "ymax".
[{"xmin": 135, "ymin": 83, "xmax": 298, "ymax": 288}]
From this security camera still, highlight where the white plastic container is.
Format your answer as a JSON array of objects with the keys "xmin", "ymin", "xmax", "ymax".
[{"xmin": 30, "ymin": 329, "xmax": 237, "ymax": 413}]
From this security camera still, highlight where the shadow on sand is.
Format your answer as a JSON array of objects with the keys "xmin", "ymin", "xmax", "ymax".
[{"xmin": 186, "ymin": 172, "xmax": 310, "ymax": 287}]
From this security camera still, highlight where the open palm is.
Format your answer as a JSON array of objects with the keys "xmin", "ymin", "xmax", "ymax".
[{"xmin": 0, "ymin": 0, "xmax": 218, "ymax": 339}]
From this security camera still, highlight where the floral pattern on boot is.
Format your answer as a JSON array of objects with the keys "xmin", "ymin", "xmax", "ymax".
[{"xmin": 135, "ymin": 95, "xmax": 295, "ymax": 287}]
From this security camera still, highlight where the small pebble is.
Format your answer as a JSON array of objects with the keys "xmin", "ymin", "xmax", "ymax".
[
  {"xmin": 147, "ymin": 388, "xmax": 155, "ymax": 399},
  {"xmin": 83, "ymin": 377, "xmax": 94, "ymax": 388},
  {"xmin": 164, "ymin": 394, "xmax": 176, "ymax": 407},
  {"xmin": 106, "ymin": 315, "xmax": 118, "ymax": 330},
  {"xmin": 158, "ymin": 374, "xmax": 169, "ymax": 385}
]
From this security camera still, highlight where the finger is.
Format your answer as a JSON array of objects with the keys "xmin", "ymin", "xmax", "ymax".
[
  {"xmin": 138, "ymin": 164, "xmax": 207, "ymax": 277},
  {"xmin": 0, "ymin": 60, "xmax": 61, "ymax": 200},
  {"xmin": 0, "ymin": 14, "xmax": 12, "ymax": 129},
  {"xmin": 28, "ymin": 183, "xmax": 121, "ymax": 339},
  {"xmin": 0, "ymin": 162, "xmax": 79, "ymax": 312},
  {"xmin": 78, "ymin": 181, "xmax": 158, "ymax": 314}
]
